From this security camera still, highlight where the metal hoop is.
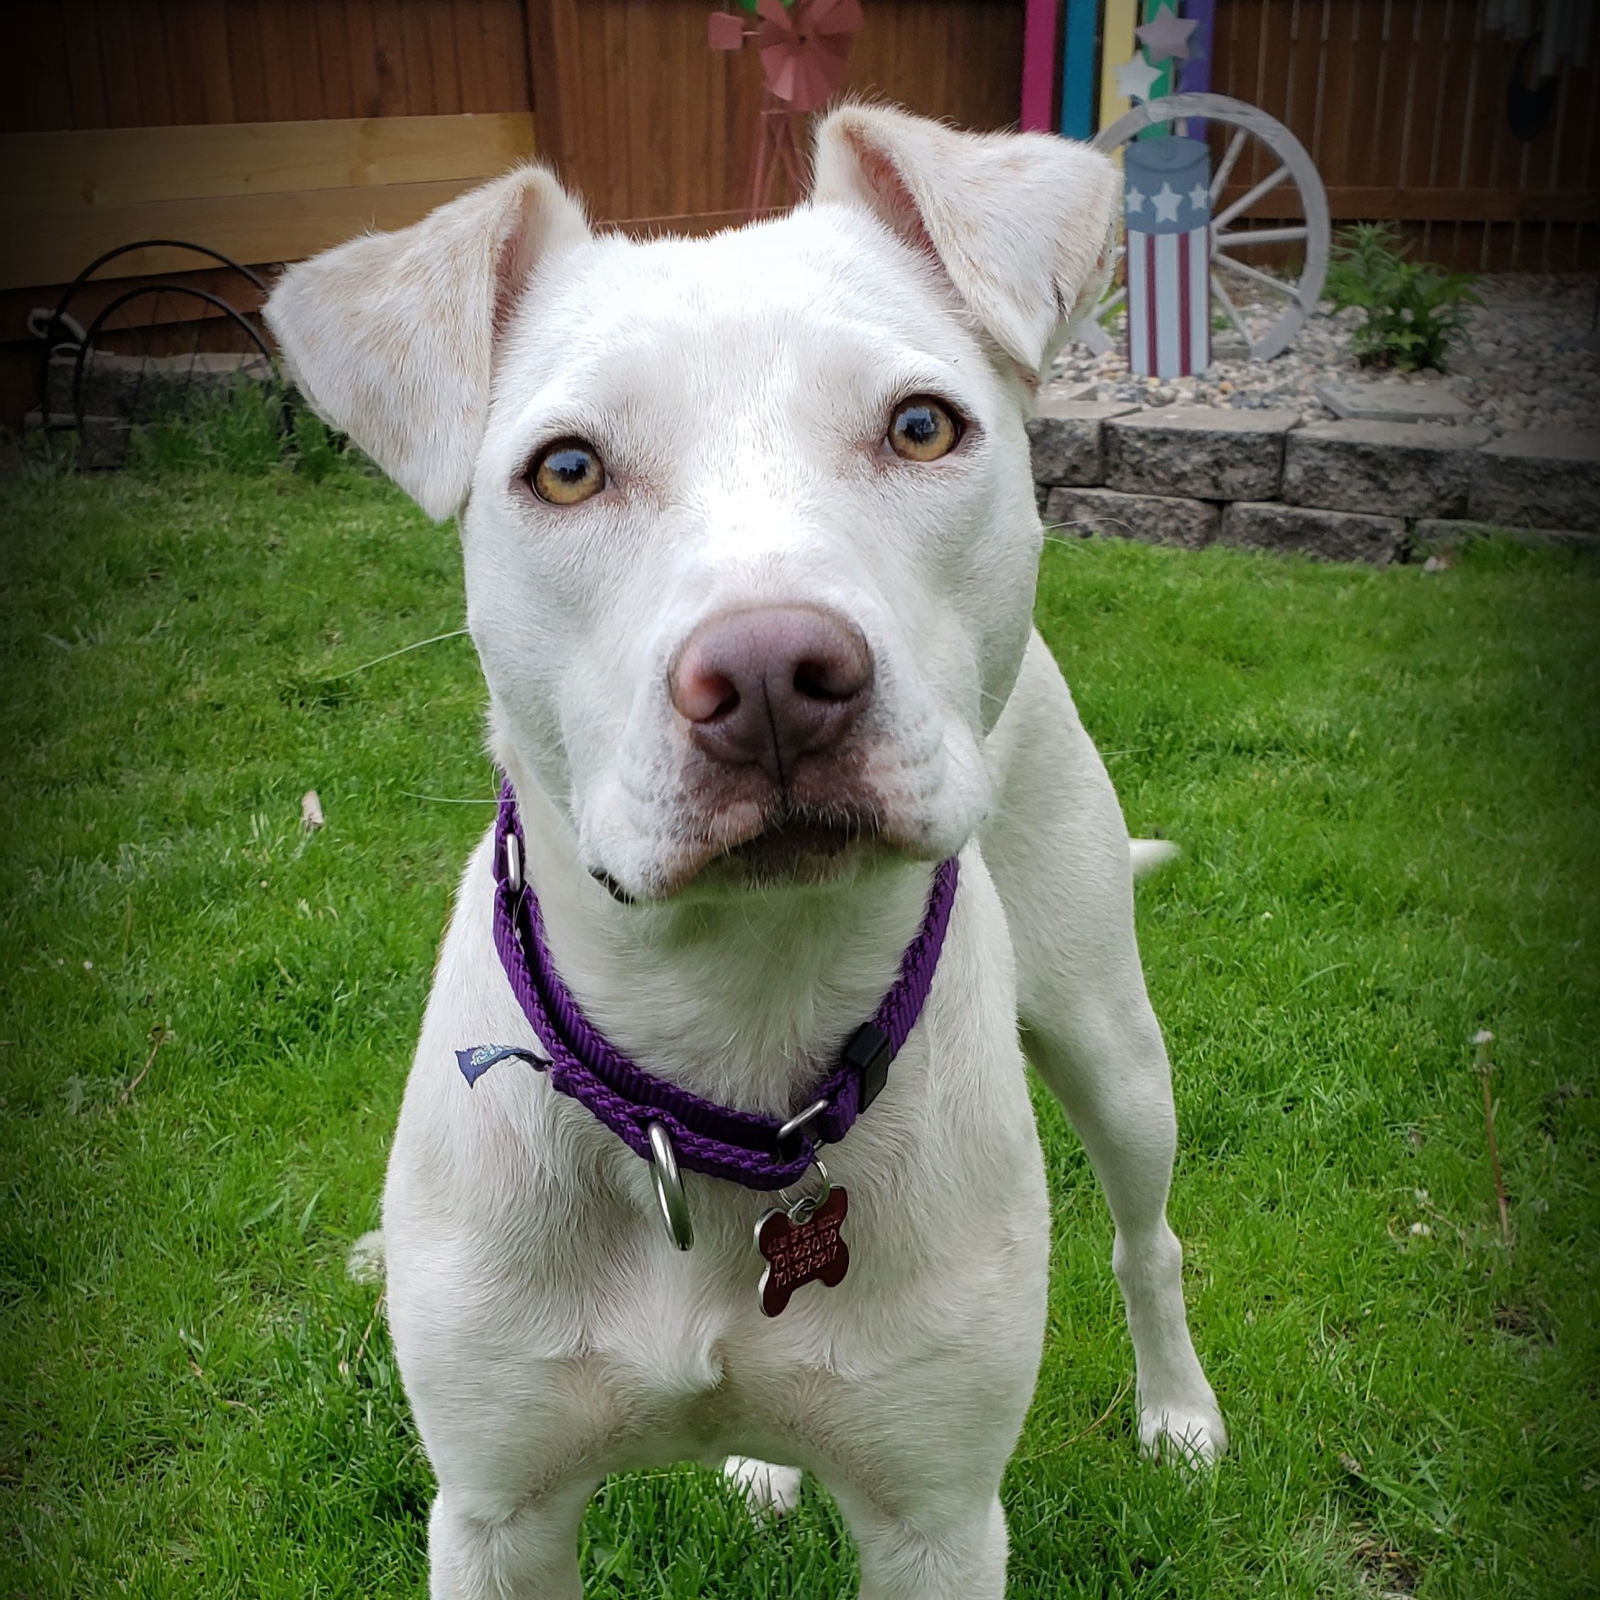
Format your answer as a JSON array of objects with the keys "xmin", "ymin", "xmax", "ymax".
[
  {"xmin": 777, "ymin": 1158, "xmax": 832, "ymax": 1223},
  {"xmin": 503, "ymin": 833, "xmax": 523, "ymax": 893},
  {"xmin": 776, "ymin": 1097, "xmax": 829, "ymax": 1148},
  {"xmin": 646, "ymin": 1121, "xmax": 694, "ymax": 1251},
  {"xmin": 67, "ymin": 282, "xmax": 278, "ymax": 439}
]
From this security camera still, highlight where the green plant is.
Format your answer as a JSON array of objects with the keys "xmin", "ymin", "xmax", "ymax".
[{"xmin": 1324, "ymin": 222, "xmax": 1479, "ymax": 372}]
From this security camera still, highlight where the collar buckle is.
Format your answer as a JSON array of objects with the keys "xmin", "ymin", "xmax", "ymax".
[{"xmin": 840, "ymin": 1023, "xmax": 892, "ymax": 1111}]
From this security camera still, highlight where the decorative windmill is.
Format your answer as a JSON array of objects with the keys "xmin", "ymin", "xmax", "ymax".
[{"xmin": 709, "ymin": 0, "xmax": 864, "ymax": 218}]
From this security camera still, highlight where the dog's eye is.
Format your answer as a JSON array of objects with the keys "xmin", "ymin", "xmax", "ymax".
[
  {"xmin": 529, "ymin": 439, "xmax": 605, "ymax": 505},
  {"xmin": 887, "ymin": 397, "xmax": 962, "ymax": 462}
]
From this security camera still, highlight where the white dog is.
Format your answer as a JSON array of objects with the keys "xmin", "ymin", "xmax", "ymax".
[{"xmin": 266, "ymin": 104, "xmax": 1224, "ymax": 1599}]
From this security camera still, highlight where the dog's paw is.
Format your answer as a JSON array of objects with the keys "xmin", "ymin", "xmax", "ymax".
[
  {"xmin": 721, "ymin": 1456, "xmax": 803, "ymax": 1517},
  {"xmin": 346, "ymin": 1229, "xmax": 387, "ymax": 1285},
  {"xmin": 1138, "ymin": 1400, "xmax": 1227, "ymax": 1467},
  {"xmin": 1128, "ymin": 838, "xmax": 1180, "ymax": 878}
]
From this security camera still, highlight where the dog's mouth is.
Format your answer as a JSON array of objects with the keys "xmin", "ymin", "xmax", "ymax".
[
  {"xmin": 636, "ymin": 802, "xmax": 897, "ymax": 897},
  {"xmin": 716, "ymin": 808, "xmax": 886, "ymax": 885}
]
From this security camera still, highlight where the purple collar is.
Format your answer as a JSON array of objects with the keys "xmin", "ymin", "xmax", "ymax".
[{"xmin": 479, "ymin": 782, "xmax": 958, "ymax": 1190}]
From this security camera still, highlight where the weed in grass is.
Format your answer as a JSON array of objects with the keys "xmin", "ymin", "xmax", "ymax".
[
  {"xmin": 289, "ymin": 402, "xmax": 352, "ymax": 483},
  {"xmin": 98, "ymin": 375, "xmax": 365, "ymax": 486},
  {"xmin": 1, "ymin": 471, "xmax": 1597, "ymax": 1597},
  {"xmin": 126, "ymin": 378, "xmax": 287, "ymax": 477},
  {"xmin": 6, "ymin": 424, "xmax": 82, "ymax": 480}
]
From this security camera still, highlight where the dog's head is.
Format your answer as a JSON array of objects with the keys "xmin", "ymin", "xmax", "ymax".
[{"xmin": 266, "ymin": 106, "xmax": 1117, "ymax": 902}]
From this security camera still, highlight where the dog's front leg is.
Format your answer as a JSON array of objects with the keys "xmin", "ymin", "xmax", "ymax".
[
  {"xmin": 425, "ymin": 1479, "xmax": 593, "ymax": 1600},
  {"xmin": 837, "ymin": 1490, "xmax": 1009, "ymax": 1600},
  {"xmin": 984, "ymin": 637, "xmax": 1226, "ymax": 1464}
]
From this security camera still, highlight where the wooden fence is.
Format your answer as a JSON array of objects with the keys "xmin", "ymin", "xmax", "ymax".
[
  {"xmin": 526, "ymin": 0, "xmax": 1022, "ymax": 235},
  {"xmin": 1209, "ymin": 0, "xmax": 1597, "ymax": 273},
  {"xmin": 0, "ymin": 0, "xmax": 1021, "ymax": 427},
  {"xmin": 0, "ymin": 1, "xmax": 1593, "ymax": 428}
]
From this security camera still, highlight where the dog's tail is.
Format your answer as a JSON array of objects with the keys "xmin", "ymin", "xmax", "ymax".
[
  {"xmin": 347, "ymin": 1229, "xmax": 387, "ymax": 1284},
  {"xmin": 1129, "ymin": 838, "xmax": 1180, "ymax": 878}
]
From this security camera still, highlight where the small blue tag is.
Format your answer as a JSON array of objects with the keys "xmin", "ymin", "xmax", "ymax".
[{"xmin": 455, "ymin": 1043, "xmax": 549, "ymax": 1087}]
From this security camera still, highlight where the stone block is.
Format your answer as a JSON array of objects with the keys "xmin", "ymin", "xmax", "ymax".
[
  {"xmin": 1282, "ymin": 419, "xmax": 1490, "ymax": 517},
  {"xmin": 1469, "ymin": 429, "xmax": 1600, "ymax": 532},
  {"xmin": 1043, "ymin": 486, "xmax": 1218, "ymax": 550},
  {"xmin": 1027, "ymin": 399, "xmax": 1138, "ymax": 487},
  {"xmin": 1034, "ymin": 380, "xmax": 1096, "ymax": 406},
  {"xmin": 45, "ymin": 349, "xmax": 274, "ymax": 418},
  {"xmin": 1104, "ymin": 407, "xmax": 1299, "ymax": 500},
  {"xmin": 1410, "ymin": 518, "xmax": 1600, "ymax": 554},
  {"xmin": 1314, "ymin": 378, "xmax": 1472, "ymax": 424},
  {"xmin": 23, "ymin": 410, "xmax": 129, "ymax": 469},
  {"xmin": 1219, "ymin": 501, "xmax": 1405, "ymax": 564}
]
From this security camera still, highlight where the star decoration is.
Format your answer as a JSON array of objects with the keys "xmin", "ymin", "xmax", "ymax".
[
  {"xmin": 1126, "ymin": 186, "xmax": 1147, "ymax": 213},
  {"xmin": 1187, "ymin": 181, "xmax": 1209, "ymax": 211},
  {"xmin": 1135, "ymin": 4, "xmax": 1199, "ymax": 64},
  {"xmin": 1113, "ymin": 52, "xmax": 1164, "ymax": 104},
  {"xmin": 1150, "ymin": 182, "xmax": 1182, "ymax": 223}
]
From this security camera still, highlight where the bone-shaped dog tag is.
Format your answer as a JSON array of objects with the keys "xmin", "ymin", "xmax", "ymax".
[{"xmin": 756, "ymin": 1187, "xmax": 850, "ymax": 1317}]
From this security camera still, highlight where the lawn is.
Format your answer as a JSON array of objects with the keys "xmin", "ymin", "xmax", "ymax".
[{"xmin": 2, "ymin": 459, "xmax": 1596, "ymax": 1598}]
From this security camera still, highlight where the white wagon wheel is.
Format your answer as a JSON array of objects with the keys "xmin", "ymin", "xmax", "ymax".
[{"xmin": 1073, "ymin": 92, "xmax": 1330, "ymax": 364}]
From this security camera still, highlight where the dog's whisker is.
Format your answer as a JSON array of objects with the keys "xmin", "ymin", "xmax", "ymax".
[{"xmin": 323, "ymin": 628, "xmax": 471, "ymax": 680}]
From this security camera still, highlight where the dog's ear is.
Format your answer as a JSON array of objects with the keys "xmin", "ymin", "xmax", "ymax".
[
  {"xmin": 811, "ymin": 106, "xmax": 1119, "ymax": 379},
  {"xmin": 264, "ymin": 166, "xmax": 590, "ymax": 520}
]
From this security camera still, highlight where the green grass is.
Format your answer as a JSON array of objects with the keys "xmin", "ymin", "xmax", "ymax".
[{"xmin": 2, "ymin": 462, "xmax": 1597, "ymax": 1597}]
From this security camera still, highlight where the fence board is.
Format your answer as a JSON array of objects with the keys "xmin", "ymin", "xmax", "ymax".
[
  {"xmin": 0, "ymin": 113, "xmax": 535, "ymax": 214},
  {"xmin": 0, "ymin": 113, "xmax": 535, "ymax": 291},
  {"xmin": 1, "ymin": 0, "xmax": 533, "ymax": 132},
  {"xmin": 4, "ymin": 177, "xmax": 503, "ymax": 291},
  {"xmin": 1223, "ymin": 184, "xmax": 1598, "ymax": 226}
]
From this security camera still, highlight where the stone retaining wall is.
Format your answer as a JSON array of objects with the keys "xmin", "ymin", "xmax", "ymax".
[{"xmin": 1029, "ymin": 400, "xmax": 1600, "ymax": 563}]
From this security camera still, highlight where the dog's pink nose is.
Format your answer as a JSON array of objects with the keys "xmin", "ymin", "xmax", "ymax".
[{"xmin": 670, "ymin": 605, "xmax": 873, "ymax": 786}]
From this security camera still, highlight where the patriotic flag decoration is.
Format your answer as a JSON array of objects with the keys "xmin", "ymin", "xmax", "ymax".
[{"xmin": 1124, "ymin": 136, "xmax": 1211, "ymax": 378}]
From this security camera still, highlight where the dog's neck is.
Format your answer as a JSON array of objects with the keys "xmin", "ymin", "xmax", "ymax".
[{"xmin": 500, "ymin": 760, "xmax": 939, "ymax": 1119}]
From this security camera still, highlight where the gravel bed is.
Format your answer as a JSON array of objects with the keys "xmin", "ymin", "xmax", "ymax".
[{"xmin": 1046, "ymin": 273, "xmax": 1600, "ymax": 435}]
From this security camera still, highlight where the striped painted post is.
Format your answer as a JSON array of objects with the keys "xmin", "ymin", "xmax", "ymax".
[
  {"xmin": 1021, "ymin": 0, "xmax": 1060, "ymax": 133},
  {"xmin": 1143, "ymin": 0, "xmax": 1174, "ymax": 109},
  {"xmin": 1059, "ymin": 0, "xmax": 1099, "ymax": 140},
  {"xmin": 1097, "ymin": 0, "xmax": 1140, "ymax": 130},
  {"xmin": 1124, "ymin": 136, "xmax": 1211, "ymax": 377},
  {"xmin": 1176, "ymin": 0, "xmax": 1214, "ymax": 94},
  {"xmin": 1176, "ymin": 0, "xmax": 1214, "ymax": 138}
]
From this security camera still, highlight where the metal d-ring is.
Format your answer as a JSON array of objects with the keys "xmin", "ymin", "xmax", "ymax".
[
  {"xmin": 503, "ymin": 833, "xmax": 523, "ymax": 893},
  {"xmin": 646, "ymin": 1121, "xmax": 694, "ymax": 1251},
  {"xmin": 777, "ymin": 1158, "xmax": 832, "ymax": 1224},
  {"xmin": 776, "ymin": 1097, "xmax": 829, "ymax": 1149}
]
